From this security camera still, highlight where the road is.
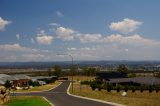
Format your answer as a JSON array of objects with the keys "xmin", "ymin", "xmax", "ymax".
[{"xmin": 13, "ymin": 81, "xmax": 113, "ymax": 106}]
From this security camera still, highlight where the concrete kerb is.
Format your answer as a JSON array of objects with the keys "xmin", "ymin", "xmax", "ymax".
[
  {"xmin": 43, "ymin": 97, "xmax": 55, "ymax": 106},
  {"xmin": 12, "ymin": 81, "xmax": 62, "ymax": 93},
  {"xmin": 67, "ymin": 83, "xmax": 126, "ymax": 106}
]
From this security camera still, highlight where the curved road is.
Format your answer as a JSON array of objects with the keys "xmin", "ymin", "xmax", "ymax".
[{"xmin": 14, "ymin": 81, "xmax": 112, "ymax": 106}]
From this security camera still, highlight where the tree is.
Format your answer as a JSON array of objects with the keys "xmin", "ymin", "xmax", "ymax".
[
  {"xmin": 70, "ymin": 65, "xmax": 77, "ymax": 76},
  {"xmin": 90, "ymin": 81, "xmax": 97, "ymax": 91},
  {"xmin": 54, "ymin": 65, "xmax": 62, "ymax": 78},
  {"xmin": 4, "ymin": 80, "xmax": 12, "ymax": 89},
  {"xmin": 117, "ymin": 64, "xmax": 129, "ymax": 74},
  {"xmin": 47, "ymin": 68, "xmax": 53, "ymax": 76},
  {"xmin": 82, "ymin": 67, "xmax": 97, "ymax": 76}
]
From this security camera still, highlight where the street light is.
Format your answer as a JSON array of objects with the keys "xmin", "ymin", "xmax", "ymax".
[{"xmin": 56, "ymin": 53, "xmax": 74, "ymax": 93}]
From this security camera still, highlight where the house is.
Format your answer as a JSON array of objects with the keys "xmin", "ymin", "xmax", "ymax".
[
  {"xmin": 0, "ymin": 74, "xmax": 31, "ymax": 87},
  {"xmin": 0, "ymin": 74, "xmax": 16, "ymax": 86},
  {"xmin": 0, "ymin": 74, "xmax": 57, "ymax": 88},
  {"xmin": 96, "ymin": 72, "xmax": 160, "ymax": 86},
  {"xmin": 12, "ymin": 75, "xmax": 31, "ymax": 87},
  {"xmin": 96, "ymin": 71, "xmax": 127, "ymax": 81}
]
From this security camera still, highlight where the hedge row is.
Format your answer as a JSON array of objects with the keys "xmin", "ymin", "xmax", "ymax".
[{"xmin": 81, "ymin": 80, "xmax": 160, "ymax": 93}]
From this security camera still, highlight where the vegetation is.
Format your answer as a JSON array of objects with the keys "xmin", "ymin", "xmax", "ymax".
[
  {"xmin": 128, "ymin": 73, "xmax": 136, "ymax": 78},
  {"xmin": 47, "ymin": 68, "xmax": 54, "ymax": 76},
  {"xmin": 54, "ymin": 65, "xmax": 62, "ymax": 78},
  {"xmin": 6, "ymin": 96, "xmax": 51, "ymax": 106},
  {"xmin": 117, "ymin": 64, "xmax": 129, "ymax": 74},
  {"xmin": 71, "ymin": 81, "xmax": 160, "ymax": 106},
  {"xmin": 28, "ymin": 80, "xmax": 40, "ymax": 87},
  {"xmin": 82, "ymin": 67, "xmax": 98, "ymax": 76},
  {"xmin": 4, "ymin": 80, "xmax": 12, "ymax": 89}
]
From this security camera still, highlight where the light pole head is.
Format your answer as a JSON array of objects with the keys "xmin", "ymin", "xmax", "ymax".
[{"xmin": 56, "ymin": 53, "xmax": 66, "ymax": 56}]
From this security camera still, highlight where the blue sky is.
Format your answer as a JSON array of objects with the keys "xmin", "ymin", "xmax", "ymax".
[{"xmin": 0, "ymin": 0, "xmax": 160, "ymax": 61}]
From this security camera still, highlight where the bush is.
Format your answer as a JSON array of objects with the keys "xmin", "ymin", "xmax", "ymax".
[
  {"xmin": 148, "ymin": 86, "xmax": 153, "ymax": 93},
  {"xmin": 140, "ymin": 86, "xmax": 144, "ymax": 93},
  {"xmin": 97, "ymin": 84, "xmax": 102, "ymax": 91},
  {"xmin": 90, "ymin": 81, "xmax": 97, "ymax": 91},
  {"xmin": 81, "ymin": 80, "xmax": 91, "ymax": 85},
  {"xmin": 154, "ymin": 85, "xmax": 160, "ymax": 93},
  {"xmin": 4, "ymin": 80, "xmax": 12, "ymax": 89},
  {"xmin": 124, "ymin": 85, "xmax": 129, "ymax": 92},
  {"xmin": 29, "ymin": 80, "xmax": 40, "ymax": 87},
  {"xmin": 130, "ymin": 86, "xmax": 136, "ymax": 93},
  {"xmin": 116, "ymin": 85, "xmax": 121, "ymax": 93}
]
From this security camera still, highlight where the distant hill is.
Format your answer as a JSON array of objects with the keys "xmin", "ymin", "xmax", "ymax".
[{"xmin": 0, "ymin": 61, "xmax": 160, "ymax": 69}]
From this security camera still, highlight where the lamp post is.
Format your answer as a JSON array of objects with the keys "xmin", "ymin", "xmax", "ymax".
[{"xmin": 56, "ymin": 53, "xmax": 74, "ymax": 93}]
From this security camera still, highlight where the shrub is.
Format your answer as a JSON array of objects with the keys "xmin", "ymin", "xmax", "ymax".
[
  {"xmin": 140, "ymin": 86, "xmax": 144, "ymax": 93},
  {"xmin": 154, "ymin": 85, "xmax": 160, "ymax": 93},
  {"xmin": 90, "ymin": 81, "xmax": 97, "ymax": 91},
  {"xmin": 148, "ymin": 86, "xmax": 153, "ymax": 93},
  {"xmin": 4, "ymin": 80, "xmax": 12, "ymax": 89},
  {"xmin": 155, "ymin": 88, "xmax": 159, "ymax": 93},
  {"xmin": 124, "ymin": 85, "xmax": 129, "ymax": 92},
  {"xmin": 130, "ymin": 86, "xmax": 136, "ymax": 93},
  {"xmin": 97, "ymin": 84, "xmax": 102, "ymax": 91},
  {"xmin": 116, "ymin": 85, "xmax": 121, "ymax": 93},
  {"xmin": 81, "ymin": 80, "xmax": 91, "ymax": 85}
]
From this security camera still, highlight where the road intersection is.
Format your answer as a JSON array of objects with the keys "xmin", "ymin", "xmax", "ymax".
[{"xmin": 13, "ymin": 81, "xmax": 113, "ymax": 106}]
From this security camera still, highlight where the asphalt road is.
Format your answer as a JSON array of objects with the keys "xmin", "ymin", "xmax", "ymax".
[{"xmin": 13, "ymin": 81, "xmax": 113, "ymax": 106}]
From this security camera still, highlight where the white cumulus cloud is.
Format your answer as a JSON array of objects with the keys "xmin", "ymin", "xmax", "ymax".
[
  {"xmin": 55, "ymin": 27, "xmax": 75, "ymax": 41},
  {"xmin": 36, "ymin": 30, "xmax": 53, "ymax": 45},
  {"xmin": 109, "ymin": 18, "xmax": 142, "ymax": 34},
  {"xmin": 0, "ymin": 17, "xmax": 11, "ymax": 31},
  {"xmin": 78, "ymin": 34, "xmax": 102, "ymax": 43}
]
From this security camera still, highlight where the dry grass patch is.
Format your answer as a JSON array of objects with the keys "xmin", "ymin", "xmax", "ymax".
[{"xmin": 71, "ymin": 82, "xmax": 160, "ymax": 106}]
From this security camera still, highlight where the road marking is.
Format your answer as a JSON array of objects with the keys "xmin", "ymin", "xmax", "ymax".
[
  {"xmin": 43, "ymin": 97, "xmax": 55, "ymax": 106},
  {"xmin": 67, "ymin": 83, "xmax": 126, "ymax": 106}
]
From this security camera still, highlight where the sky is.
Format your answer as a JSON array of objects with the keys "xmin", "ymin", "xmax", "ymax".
[{"xmin": 0, "ymin": 0, "xmax": 160, "ymax": 62}]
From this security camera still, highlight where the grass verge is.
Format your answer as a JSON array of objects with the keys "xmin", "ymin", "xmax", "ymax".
[
  {"xmin": 70, "ymin": 79, "xmax": 160, "ymax": 106},
  {"xmin": 6, "ymin": 96, "xmax": 51, "ymax": 106}
]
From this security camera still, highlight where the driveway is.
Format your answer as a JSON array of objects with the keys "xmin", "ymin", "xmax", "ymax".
[{"xmin": 13, "ymin": 81, "xmax": 113, "ymax": 106}]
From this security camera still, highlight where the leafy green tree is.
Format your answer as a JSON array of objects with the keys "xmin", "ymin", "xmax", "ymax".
[
  {"xmin": 117, "ymin": 64, "xmax": 129, "ymax": 74},
  {"xmin": 90, "ymin": 81, "xmax": 97, "ymax": 91},
  {"xmin": 4, "ymin": 80, "xmax": 12, "ymax": 89},
  {"xmin": 54, "ymin": 65, "xmax": 62, "ymax": 78}
]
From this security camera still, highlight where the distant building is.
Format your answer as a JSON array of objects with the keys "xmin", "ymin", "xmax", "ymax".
[
  {"xmin": 96, "ymin": 71, "xmax": 160, "ymax": 86},
  {"xmin": 0, "ymin": 74, "xmax": 30, "ymax": 87},
  {"xmin": 0, "ymin": 74, "xmax": 57, "ymax": 88}
]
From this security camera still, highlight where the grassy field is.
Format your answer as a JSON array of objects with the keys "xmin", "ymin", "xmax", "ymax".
[
  {"xmin": 6, "ymin": 96, "xmax": 51, "ymax": 106},
  {"xmin": 12, "ymin": 81, "xmax": 61, "ymax": 92},
  {"xmin": 70, "ymin": 76, "xmax": 160, "ymax": 106}
]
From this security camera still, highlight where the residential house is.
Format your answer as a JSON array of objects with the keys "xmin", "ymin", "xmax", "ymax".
[{"xmin": 96, "ymin": 71, "xmax": 160, "ymax": 86}]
